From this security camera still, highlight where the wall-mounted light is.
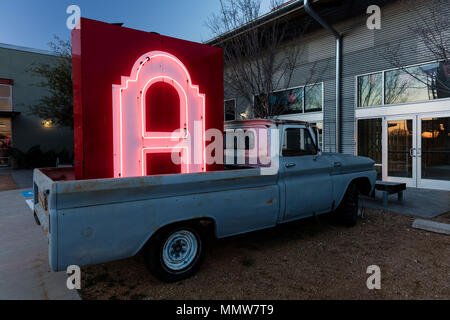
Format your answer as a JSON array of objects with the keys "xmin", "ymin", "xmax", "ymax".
[{"xmin": 42, "ymin": 120, "xmax": 53, "ymax": 128}]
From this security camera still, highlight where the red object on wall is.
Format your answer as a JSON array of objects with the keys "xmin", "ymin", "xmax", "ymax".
[{"xmin": 72, "ymin": 18, "xmax": 223, "ymax": 180}]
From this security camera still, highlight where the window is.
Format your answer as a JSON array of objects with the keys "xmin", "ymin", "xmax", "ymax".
[
  {"xmin": 305, "ymin": 83, "xmax": 323, "ymax": 112},
  {"xmin": 421, "ymin": 117, "xmax": 450, "ymax": 181},
  {"xmin": 357, "ymin": 118, "xmax": 382, "ymax": 179},
  {"xmin": 385, "ymin": 62, "xmax": 450, "ymax": 104},
  {"xmin": 311, "ymin": 122, "xmax": 324, "ymax": 151},
  {"xmin": 271, "ymin": 87, "xmax": 303, "ymax": 115},
  {"xmin": 224, "ymin": 99, "xmax": 236, "ymax": 121},
  {"xmin": 0, "ymin": 118, "xmax": 12, "ymax": 167},
  {"xmin": 282, "ymin": 128, "xmax": 317, "ymax": 157},
  {"xmin": 254, "ymin": 83, "xmax": 323, "ymax": 115},
  {"xmin": 357, "ymin": 72, "xmax": 382, "ymax": 107},
  {"xmin": 0, "ymin": 85, "xmax": 12, "ymax": 111},
  {"xmin": 357, "ymin": 61, "xmax": 450, "ymax": 108}
]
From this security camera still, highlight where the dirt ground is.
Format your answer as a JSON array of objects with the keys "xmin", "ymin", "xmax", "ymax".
[{"xmin": 79, "ymin": 209, "xmax": 450, "ymax": 300}]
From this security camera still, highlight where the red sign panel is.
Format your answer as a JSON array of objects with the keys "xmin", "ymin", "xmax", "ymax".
[{"xmin": 72, "ymin": 18, "xmax": 223, "ymax": 180}]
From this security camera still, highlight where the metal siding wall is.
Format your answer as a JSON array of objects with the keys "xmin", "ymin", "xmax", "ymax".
[
  {"xmin": 0, "ymin": 47, "xmax": 74, "ymax": 154},
  {"xmin": 223, "ymin": 0, "xmax": 449, "ymax": 154}
]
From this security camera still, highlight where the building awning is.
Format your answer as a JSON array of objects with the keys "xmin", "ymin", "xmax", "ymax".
[
  {"xmin": 0, "ymin": 111, "xmax": 20, "ymax": 118},
  {"xmin": 0, "ymin": 79, "xmax": 14, "ymax": 85}
]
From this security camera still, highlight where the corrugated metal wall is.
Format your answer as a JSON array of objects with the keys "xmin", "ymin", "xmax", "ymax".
[{"xmin": 224, "ymin": 0, "xmax": 450, "ymax": 153}]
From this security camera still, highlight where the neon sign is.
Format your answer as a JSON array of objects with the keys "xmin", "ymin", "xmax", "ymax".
[{"xmin": 112, "ymin": 51, "xmax": 206, "ymax": 178}]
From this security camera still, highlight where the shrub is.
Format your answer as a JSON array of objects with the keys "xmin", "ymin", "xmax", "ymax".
[{"xmin": 7, "ymin": 145, "xmax": 73, "ymax": 169}]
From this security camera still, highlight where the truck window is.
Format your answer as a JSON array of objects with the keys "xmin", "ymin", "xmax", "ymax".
[{"xmin": 282, "ymin": 128, "xmax": 317, "ymax": 157}]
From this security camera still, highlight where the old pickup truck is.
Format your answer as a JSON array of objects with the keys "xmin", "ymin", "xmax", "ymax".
[{"xmin": 33, "ymin": 119, "xmax": 376, "ymax": 282}]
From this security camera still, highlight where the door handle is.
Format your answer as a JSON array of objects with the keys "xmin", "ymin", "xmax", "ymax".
[
  {"xmin": 285, "ymin": 163, "xmax": 296, "ymax": 168},
  {"xmin": 334, "ymin": 162, "xmax": 342, "ymax": 167},
  {"xmin": 409, "ymin": 148, "xmax": 416, "ymax": 158}
]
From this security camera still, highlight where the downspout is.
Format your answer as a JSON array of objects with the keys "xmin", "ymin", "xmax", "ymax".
[{"xmin": 304, "ymin": 0, "xmax": 342, "ymax": 153}]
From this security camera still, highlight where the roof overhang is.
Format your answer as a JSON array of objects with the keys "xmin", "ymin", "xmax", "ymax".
[
  {"xmin": 206, "ymin": 0, "xmax": 395, "ymax": 47},
  {"xmin": 206, "ymin": 0, "xmax": 309, "ymax": 46}
]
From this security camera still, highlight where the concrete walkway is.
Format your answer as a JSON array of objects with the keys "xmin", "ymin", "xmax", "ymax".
[
  {"xmin": 0, "ymin": 168, "xmax": 33, "ymax": 189},
  {"xmin": 361, "ymin": 187, "xmax": 450, "ymax": 218},
  {"xmin": 0, "ymin": 189, "xmax": 80, "ymax": 300}
]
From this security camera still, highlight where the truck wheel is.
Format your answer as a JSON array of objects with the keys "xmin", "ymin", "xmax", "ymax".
[
  {"xmin": 144, "ymin": 224, "xmax": 205, "ymax": 282},
  {"xmin": 337, "ymin": 182, "xmax": 359, "ymax": 227}
]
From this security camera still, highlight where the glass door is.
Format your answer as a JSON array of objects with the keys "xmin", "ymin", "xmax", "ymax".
[
  {"xmin": 417, "ymin": 113, "xmax": 450, "ymax": 190},
  {"xmin": 383, "ymin": 116, "xmax": 417, "ymax": 187},
  {"xmin": 0, "ymin": 118, "xmax": 12, "ymax": 167}
]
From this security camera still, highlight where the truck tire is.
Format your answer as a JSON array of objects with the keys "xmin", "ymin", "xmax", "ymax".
[
  {"xmin": 144, "ymin": 224, "xmax": 205, "ymax": 282},
  {"xmin": 337, "ymin": 182, "xmax": 359, "ymax": 227}
]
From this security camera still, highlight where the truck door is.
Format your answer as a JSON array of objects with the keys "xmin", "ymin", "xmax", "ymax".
[{"xmin": 281, "ymin": 126, "xmax": 333, "ymax": 221}]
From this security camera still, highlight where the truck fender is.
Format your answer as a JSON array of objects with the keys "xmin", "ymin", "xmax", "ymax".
[
  {"xmin": 135, "ymin": 217, "xmax": 217, "ymax": 255},
  {"xmin": 334, "ymin": 177, "xmax": 373, "ymax": 210}
]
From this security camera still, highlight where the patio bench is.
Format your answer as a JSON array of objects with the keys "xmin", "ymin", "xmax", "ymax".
[{"xmin": 372, "ymin": 181, "xmax": 406, "ymax": 208}]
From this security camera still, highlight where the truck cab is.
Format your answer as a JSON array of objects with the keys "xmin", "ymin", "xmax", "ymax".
[{"xmin": 225, "ymin": 119, "xmax": 334, "ymax": 220}]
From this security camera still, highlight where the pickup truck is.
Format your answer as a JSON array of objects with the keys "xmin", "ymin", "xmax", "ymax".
[{"xmin": 33, "ymin": 119, "xmax": 376, "ymax": 282}]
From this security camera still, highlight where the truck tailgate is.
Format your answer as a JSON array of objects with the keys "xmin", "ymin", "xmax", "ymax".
[{"xmin": 33, "ymin": 168, "xmax": 54, "ymax": 235}]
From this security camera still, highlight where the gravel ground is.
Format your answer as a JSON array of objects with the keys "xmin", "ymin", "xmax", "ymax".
[{"xmin": 79, "ymin": 209, "xmax": 450, "ymax": 300}]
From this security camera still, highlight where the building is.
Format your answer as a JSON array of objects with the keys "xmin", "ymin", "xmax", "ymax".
[
  {"xmin": 209, "ymin": 0, "xmax": 450, "ymax": 190},
  {"xmin": 0, "ymin": 43, "xmax": 74, "ymax": 167}
]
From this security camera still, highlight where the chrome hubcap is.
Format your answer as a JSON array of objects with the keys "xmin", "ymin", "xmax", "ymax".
[{"xmin": 162, "ymin": 230, "xmax": 198, "ymax": 271}]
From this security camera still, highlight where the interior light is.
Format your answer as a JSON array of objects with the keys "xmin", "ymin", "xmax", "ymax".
[{"xmin": 42, "ymin": 120, "xmax": 53, "ymax": 128}]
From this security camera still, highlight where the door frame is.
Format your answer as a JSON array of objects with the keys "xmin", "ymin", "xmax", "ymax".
[
  {"xmin": 356, "ymin": 99, "xmax": 450, "ymax": 190},
  {"xmin": 382, "ymin": 114, "xmax": 417, "ymax": 187},
  {"xmin": 417, "ymin": 111, "xmax": 450, "ymax": 190}
]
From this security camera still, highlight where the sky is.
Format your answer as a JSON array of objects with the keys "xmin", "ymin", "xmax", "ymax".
[{"xmin": 0, "ymin": 0, "xmax": 273, "ymax": 52}]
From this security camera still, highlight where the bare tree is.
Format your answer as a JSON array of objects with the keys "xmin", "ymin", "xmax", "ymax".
[
  {"xmin": 206, "ymin": 0, "xmax": 319, "ymax": 118},
  {"xmin": 379, "ymin": 0, "xmax": 450, "ymax": 100}
]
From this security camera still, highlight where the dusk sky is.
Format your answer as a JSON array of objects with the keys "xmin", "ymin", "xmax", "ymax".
[{"xmin": 0, "ymin": 0, "xmax": 274, "ymax": 51}]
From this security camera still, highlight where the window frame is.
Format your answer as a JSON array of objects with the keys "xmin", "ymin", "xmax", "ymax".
[
  {"xmin": 311, "ymin": 122, "xmax": 324, "ymax": 151},
  {"xmin": 355, "ymin": 59, "xmax": 450, "ymax": 109},
  {"xmin": 304, "ymin": 82, "xmax": 324, "ymax": 113},
  {"xmin": 271, "ymin": 85, "xmax": 305, "ymax": 115},
  {"xmin": 356, "ymin": 71, "xmax": 383, "ymax": 108},
  {"xmin": 224, "ymin": 98, "xmax": 236, "ymax": 121},
  {"xmin": 281, "ymin": 126, "xmax": 319, "ymax": 157},
  {"xmin": 254, "ymin": 82, "xmax": 324, "ymax": 116},
  {"xmin": 0, "ymin": 84, "xmax": 13, "ymax": 112}
]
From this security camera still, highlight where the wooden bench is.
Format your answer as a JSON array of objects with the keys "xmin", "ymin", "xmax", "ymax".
[{"xmin": 373, "ymin": 181, "xmax": 407, "ymax": 208}]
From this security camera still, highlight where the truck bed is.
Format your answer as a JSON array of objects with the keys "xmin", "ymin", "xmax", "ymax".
[{"xmin": 33, "ymin": 167, "xmax": 280, "ymax": 271}]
